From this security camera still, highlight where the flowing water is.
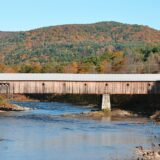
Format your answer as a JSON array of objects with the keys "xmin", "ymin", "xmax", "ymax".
[{"xmin": 0, "ymin": 102, "xmax": 160, "ymax": 160}]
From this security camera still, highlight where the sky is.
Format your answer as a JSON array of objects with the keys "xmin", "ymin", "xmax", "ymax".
[{"xmin": 0, "ymin": 0, "xmax": 159, "ymax": 31}]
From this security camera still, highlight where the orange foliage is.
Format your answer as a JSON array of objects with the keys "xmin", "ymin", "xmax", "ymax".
[
  {"xmin": 99, "ymin": 60, "xmax": 112, "ymax": 73},
  {"xmin": 64, "ymin": 62, "xmax": 79, "ymax": 73}
]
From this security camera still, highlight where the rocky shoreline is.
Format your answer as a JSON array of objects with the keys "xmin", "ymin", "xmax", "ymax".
[
  {"xmin": 150, "ymin": 111, "xmax": 160, "ymax": 123},
  {"xmin": 0, "ymin": 103, "xmax": 30, "ymax": 112},
  {"xmin": 62, "ymin": 109, "xmax": 142, "ymax": 120},
  {"xmin": 0, "ymin": 95, "xmax": 31, "ymax": 112},
  {"xmin": 61, "ymin": 109, "xmax": 160, "ymax": 123},
  {"xmin": 136, "ymin": 145, "xmax": 160, "ymax": 160}
]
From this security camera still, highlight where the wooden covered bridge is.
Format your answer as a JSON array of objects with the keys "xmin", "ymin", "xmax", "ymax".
[{"xmin": 0, "ymin": 74, "xmax": 160, "ymax": 110}]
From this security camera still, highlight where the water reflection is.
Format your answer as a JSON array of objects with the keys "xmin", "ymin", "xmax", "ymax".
[{"xmin": 0, "ymin": 102, "xmax": 160, "ymax": 160}]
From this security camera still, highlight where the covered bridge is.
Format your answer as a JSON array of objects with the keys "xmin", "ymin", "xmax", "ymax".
[{"xmin": 0, "ymin": 74, "xmax": 159, "ymax": 110}]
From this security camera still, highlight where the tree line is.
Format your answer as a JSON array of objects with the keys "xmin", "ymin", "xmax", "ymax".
[{"xmin": 0, "ymin": 44, "xmax": 160, "ymax": 73}]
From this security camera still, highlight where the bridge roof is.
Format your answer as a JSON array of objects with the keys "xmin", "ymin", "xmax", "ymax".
[{"xmin": 0, "ymin": 74, "xmax": 160, "ymax": 82}]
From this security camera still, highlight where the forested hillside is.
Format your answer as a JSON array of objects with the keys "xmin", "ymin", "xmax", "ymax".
[{"xmin": 0, "ymin": 21, "xmax": 160, "ymax": 73}]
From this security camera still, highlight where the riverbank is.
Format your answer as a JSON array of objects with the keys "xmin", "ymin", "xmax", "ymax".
[
  {"xmin": 61, "ymin": 109, "xmax": 160, "ymax": 124},
  {"xmin": 62, "ymin": 109, "xmax": 144, "ymax": 121},
  {"xmin": 0, "ymin": 95, "xmax": 30, "ymax": 112},
  {"xmin": 150, "ymin": 111, "xmax": 160, "ymax": 123},
  {"xmin": 5, "ymin": 94, "xmax": 39, "ymax": 102},
  {"xmin": 0, "ymin": 103, "xmax": 30, "ymax": 112},
  {"xmin": 136, "ymin": 145, "xmax": 160, "ymax": 160}
]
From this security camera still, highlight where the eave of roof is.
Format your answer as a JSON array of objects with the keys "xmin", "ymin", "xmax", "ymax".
[{"xmin": 0, "ymin": 74, "xmax": 159, "ymax": 82}]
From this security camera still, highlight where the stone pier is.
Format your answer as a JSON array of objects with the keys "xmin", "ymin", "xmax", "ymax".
[{"xmin": 101, "ymin": 94, "xmax": 111, "ymax": 111}]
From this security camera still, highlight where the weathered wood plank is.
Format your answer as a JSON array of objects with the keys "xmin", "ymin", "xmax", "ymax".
[{"xmin": 0, "ymin": 81, "xmax": 159, "ymax": 94}]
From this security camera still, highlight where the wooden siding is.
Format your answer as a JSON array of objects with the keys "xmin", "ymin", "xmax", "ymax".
[{"xmin": 0, "ymin": 81, "xmax": 159, "ymax": 94}]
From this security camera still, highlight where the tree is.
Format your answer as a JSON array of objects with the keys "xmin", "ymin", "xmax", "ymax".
[
  {"xmin": 97, "ymin": 60, "xmax": 112, "ymax": 73},
  {"xmin": 19, "ymin": 64, "xmax": 41, "ymax": 73},
  {"xmin": 64, "ymin": 62, "xmax": 79, "ymax": 73}
]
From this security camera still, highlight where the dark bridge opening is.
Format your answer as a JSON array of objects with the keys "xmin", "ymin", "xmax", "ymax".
[
  {"xmin": 14, "ymin": 93, "xmax": 160, "ymax": 115},
  {"xmin": 24, "ymin": 94, "xmax": 101, "ymax": 107}
]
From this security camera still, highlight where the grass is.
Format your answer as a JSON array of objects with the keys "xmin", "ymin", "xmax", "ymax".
[{"xmin": 0, "ymin": 96, "xmax": 6, "ymax": 105}]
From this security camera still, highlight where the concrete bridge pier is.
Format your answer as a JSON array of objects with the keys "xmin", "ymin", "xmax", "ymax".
[{"xmin": 101, "ymin": 94, "xmax": 111, "ymax": 111}]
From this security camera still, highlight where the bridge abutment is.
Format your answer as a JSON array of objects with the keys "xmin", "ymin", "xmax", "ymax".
[{"xmin": 101, "ymin": 94, "xmax": 111, "ymax": 111}]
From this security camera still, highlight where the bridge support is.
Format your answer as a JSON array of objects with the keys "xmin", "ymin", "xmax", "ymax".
[{"xmin": 101, "ymin": 94, "xmax": 111, "ymax": 111}]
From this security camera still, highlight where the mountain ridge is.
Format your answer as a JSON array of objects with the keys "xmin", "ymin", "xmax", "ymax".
[
  {"xmin": 0, "ymin": 21, "xmax": 160, "ymax": 73},
  {"xmin": 0, "ymin": 21, "xmax": 159, "ymax": 32}
]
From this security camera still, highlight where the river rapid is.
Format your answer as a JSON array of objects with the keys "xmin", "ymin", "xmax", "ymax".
[{"xmin": 0, "ymin": 102, "xmax": 160, "ymax": 160}]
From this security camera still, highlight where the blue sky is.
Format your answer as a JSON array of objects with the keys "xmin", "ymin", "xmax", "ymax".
[{"xmin": 0, "ymin": 0, "xmax": 159, "ymax": 31}]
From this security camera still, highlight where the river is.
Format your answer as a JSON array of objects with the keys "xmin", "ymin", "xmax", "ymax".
[{"xmin": 0, "ymin": 102, "xmax": 160, "ymax": 160}]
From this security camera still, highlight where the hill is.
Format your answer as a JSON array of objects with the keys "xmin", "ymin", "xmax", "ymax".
[{"xmin": 0, "ymin": 21, "xmax": 160, "ymax": 73}]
